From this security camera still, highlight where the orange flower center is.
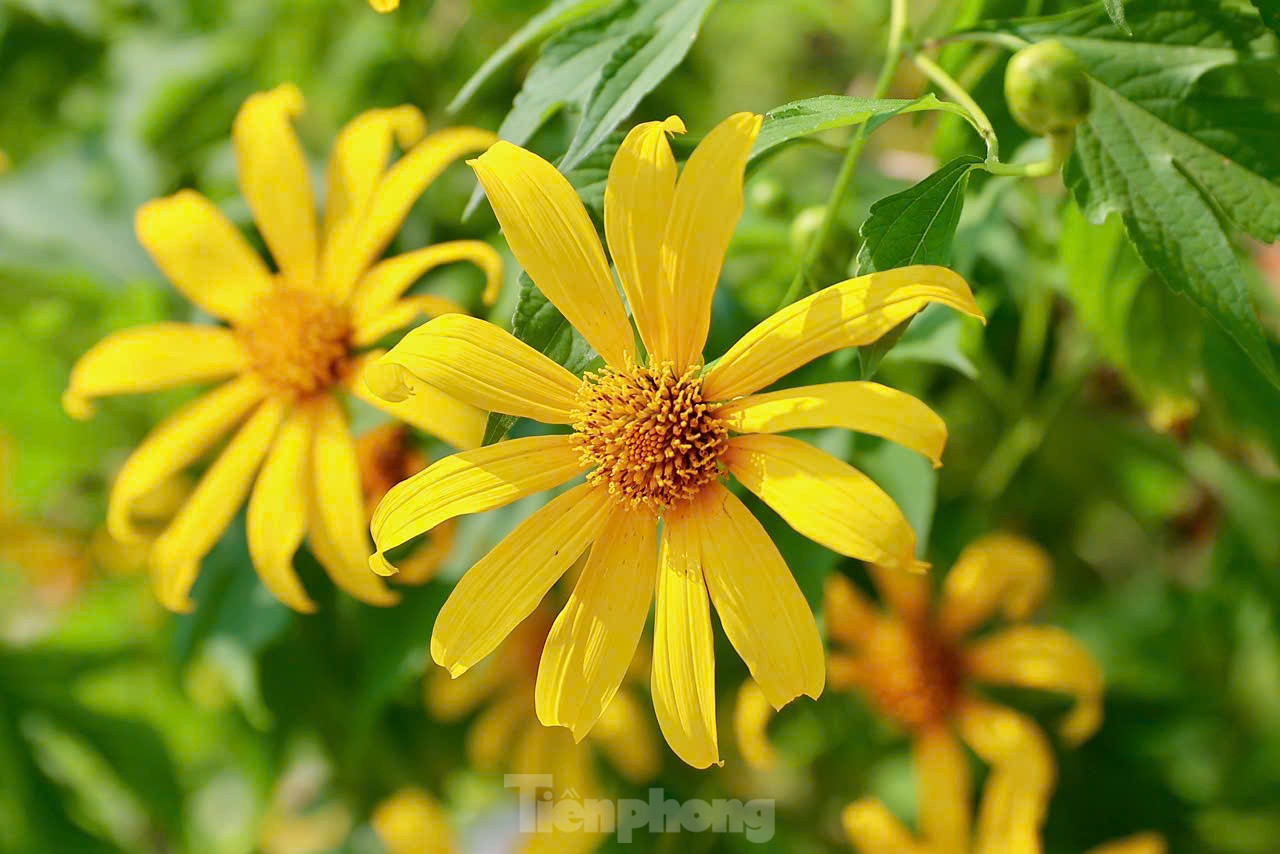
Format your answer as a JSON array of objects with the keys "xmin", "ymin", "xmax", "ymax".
[
  {"xmin": 237, "ymin": 287, "xmax": 352, "ymax": 398},
  {"xmin": 860, "ymin": 618, "xmax": 964, "ymax": 731},
  {"xmin": 572, "ymin": 362, "xmax": 728, "ymax": 511}
]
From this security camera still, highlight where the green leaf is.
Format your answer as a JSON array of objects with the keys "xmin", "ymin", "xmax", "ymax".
[
  {"xmin": 1104, "ymin": 0, "xmax": 1132, "ymax": 35},
  {"xmin": 749, "ymin": 94, "xmax": 976, "ymax": 164},
  {"xmin": 447, "ymin": 0, "xmax": 614, "ymax": 113},
  {"xmin": 1249, "ymin": 0, "xmax": 1280, "ymax": 38},
  {"xmin": 992, "ymin": 0, "xmax": 1280, "ymax": 385},
  {"xmin": 561, "ymin": 0, "xmax": 717, "ymax": 170},
  {"xmin": 481, "ymin": 273, "xmax": 596, "ymax": 445}
]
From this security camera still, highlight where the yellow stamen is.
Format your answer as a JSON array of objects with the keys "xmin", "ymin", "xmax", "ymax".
[
  {"xmin": 860, "ymin": 617, "xmax": 963, "ymax": 731},
  {"xmin": 572, "ymin": 362, "xmax": 728, "ymax": 511},
  {"xmin": 237, "ymin": 287, "xmax": 351, "ymax": 398}
]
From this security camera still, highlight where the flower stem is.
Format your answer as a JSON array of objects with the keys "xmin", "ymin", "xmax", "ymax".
[
  {"xmin": 777, "ymin": 0, "xmax": 909, "ymax": 310},
  {"xmin": 911, "ymin": 50, "xmax": 999, "ymax": 162}
]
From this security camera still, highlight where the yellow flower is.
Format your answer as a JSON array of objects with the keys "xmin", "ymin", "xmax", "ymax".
[
  {"xmin": 64, "ymin": 84, "xmax": 500, "ymax": 614},
  {"xmin": 366, "ymin": 112, "xmax": 983, "ymax": 767},
  {"xmin": 371, "ymin": 788, "xmax": 455, "ymax": 854},
  {"xmin": 369, "ymin": 0, "xmax": 399, "ymax": 11},
  {"xmin": 425, "ymin": 607, "xmax": 658, "ymax": 854},
  {"xmin": 737, "ymin": 534, "xmax": 1104, "ymax": 851}
]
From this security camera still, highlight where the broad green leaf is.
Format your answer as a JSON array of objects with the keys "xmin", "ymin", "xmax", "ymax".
[
  {"xmin": 481, "ymin": 273, "xmax": 596, "ymax": 445},
  {"xmin": 561, "ymin": 0, "xmax": 717, "ymax": 170},
  {"xmin": 1104, "ymin": 0, "xmax": 1132, "ymax": 35},
  {"xmin": 448, "ymin": 0, "xmax": 614, "ymax": 113},
  {"xmin": 749, "ymin": 94, "xmax": 976, "ymax": 164},
  {"xmin": 991, "ymin": 0, "xmax": 1280, "ymax": 384}
]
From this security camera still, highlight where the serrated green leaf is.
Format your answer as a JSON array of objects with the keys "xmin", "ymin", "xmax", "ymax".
[
  {"xmin": 481, "ymin": 273, "xmax": 596, "ymax": 445},
  {"xmin": 561, "ymin": 0, "xmax": 717, "ymax": 170},
  {"xmin": 448, "ymin": 0, "xmax": 614, "ymax": 113},
  {"xmin": 1103, "ymin": 0, "xmax": 1132, "ymax": 35},
  {"xmin": 748, "ymin": 94, "xmax": 977, "ymax": 164},
  {"xmin": 992, "ymin": 0, "xmax": 1280, "ymax": 385}
]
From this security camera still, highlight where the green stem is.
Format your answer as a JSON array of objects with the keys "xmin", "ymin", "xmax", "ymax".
[
  {"xmin": 912, "ymin": 51, "xmax": 999, "ymax": 161},
  {"xmin": 777, "ymin": 0, "xmax": 909, "ymax": 309},
  {"xmin": 984, "ymin": 131, "xmax": 1075, "ymax": 177}
]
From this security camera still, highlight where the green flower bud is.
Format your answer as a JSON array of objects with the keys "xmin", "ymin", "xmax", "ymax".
[
  {"xmin": 789, "ymin": 206, "xmax": 826, "ymax": 256},
  {"xmin": 1004, "ymin": 40, "xmax": 1091, "ymax": 136}
]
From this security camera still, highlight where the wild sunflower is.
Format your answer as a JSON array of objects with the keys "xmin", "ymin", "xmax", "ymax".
[
  {"xmin": 737, "ymin": 534, "xmax": 1104, "ymax": 849},
  {"xmin": 366, "ymin": 112, "xmax": 983, "ymax": 767},
  {"xmin": 64, "ymin": 84, "xmax": 500, "ymax": 614}
]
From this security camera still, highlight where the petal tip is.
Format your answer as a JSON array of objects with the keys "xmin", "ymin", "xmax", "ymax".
[
  {"xmin": 61, "ymin": 389, "xmax": 94, "ymax": 420},
  {"xmin": 662, "ymin": 115, "xmax": 687, "ymax": 135},
  {"xmin": 369, "ymin": 551, "xmax": 399, "ymax": 576}
]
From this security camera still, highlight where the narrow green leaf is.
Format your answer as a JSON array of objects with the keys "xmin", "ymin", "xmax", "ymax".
[
  {"xmin": 992, "ymin": 0, "xmax": 1280, "ymax": 385},
  {"xmin": 749, "ymin": 94, "xmax": 977, "ymax": 163},
  {"xmin": 1103, "ymin": 0, "xmax": 1132, "ymax": 35},
  {"xmin": 448, "ymin": 0, "xmax": 615, "ymax": 113}
]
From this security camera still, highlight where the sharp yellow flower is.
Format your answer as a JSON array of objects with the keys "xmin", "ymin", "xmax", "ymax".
[
  {"xmin": 64, "ymin": 84, "xmax": 500, "ymax": 614},
  {"xmin": 367, "ymin": 112, "xmax": 983, "ymax": 767},
  {"xmin": 737, "ymin": 534, "xmax": 1104, "ymax": 851}
]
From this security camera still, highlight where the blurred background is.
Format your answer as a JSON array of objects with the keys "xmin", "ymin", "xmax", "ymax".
[{"xmin": 2, "ymin": 0, "xmax": 1279, "ymax": 851}]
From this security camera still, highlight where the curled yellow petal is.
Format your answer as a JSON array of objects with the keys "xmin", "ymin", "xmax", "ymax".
[
  {"xmin": 703, "ymin": 266, "xmax": 982, "ymax": 401},
  {"xmin": 135, "ymin": 191, "xmax": 274, "ymax": 323},
  {"xmin": 724, "ymin": 434, "xmax": 917, "ymax": 571},
  {"xmin": 536, "ymin": 504, "xmax": 656, "ymax": 741},
  {"xmin": 246, "ymin": 408, "xmax": 316, "ymax": 613},
  {"xmin": 64, "ymin": 324, "xmax": 246, "ymax": 419},
  {"xmin": 841, "ymin": 800, "xmax": 927, "ymax": 854},
  {"xmin": 733, "ymin": 680, "xmax": 780, "ymax": 771},
  {"xmin": 348, "ymin": 350, "xmax": 486, "ymax": 452},
  {"xmin": 604, "ymin": 116, "xmax": 684, "ymax": 361},
  {"xmin": 695, "ymin": 482, "xmax": 824, "ymax": 708},
  {"xmin": 150, "ymin": 399, "xmax": 286, "ymax": 612},
  {"xmin": 964, "ymin": 625, "xmax": 1104, "ymax": 744},
  {"xmin": 233, "ymin": 84, "xmax": 317, "ymax": 288},
  {"xmin": 662, "ymin": 112, "xmax": 761, "ymax": 371},
  {"xmin": 370, "ymin": 434, "xmax": 584, "ymax": 574},
  {"xmin": 938, "ymin": 533, "xmax": 1053, "ymax": 639},
  {"xmin": 914, "ymin": 725, "xmax": 972, "ymax": 852},
  {"xmin": 715, "ymin": 381, "xmax": 947, "ymax": 467},
  {"xmin": 365, "ymin": 314, "xmax": 581, "ymax": 423},
  {"xmin": 348, "ymin": 240, "xmax": 504, "ymax": 330},
  {"xmin": 431, "ymin": 484, "xmax": 612, "ymax": 677},
  {"xmin": 651, "ymin": 501, "xmax": 720, "ymax": 769},
  {"xmin": 470, "ymin": 140, "xmax": 634, "ymax": 367}
]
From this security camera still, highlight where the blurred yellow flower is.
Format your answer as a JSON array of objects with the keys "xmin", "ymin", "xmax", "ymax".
[
  {"xmin": 369, "ymin": 0, "xmax": 399, "ymax": 11},
  {"xmin": 738, "ymin": 534, "xmax": 1104, "ymax": 851},
  {"xmin": 367, "ymin": 112, "xmax": 983, "ymax": 768},
  {"xmin": 371, "ymin": 788, "xmax": 454, "ymax": 854},
  {"xmin": 425, "ymin": 606, "xmax": 659, "ymax": 854},
  {"xmin": 0, "ymin": 437, "xmax": 88, "ymax": 608},
  {"xmin": 64, "ymin": 84, "xmax": 500, "ymax": 614}
]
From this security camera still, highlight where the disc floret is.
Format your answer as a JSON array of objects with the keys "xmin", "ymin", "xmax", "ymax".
[{"xmin": 238, "ymin": 287, "xmax": 352, "ymax": 398}]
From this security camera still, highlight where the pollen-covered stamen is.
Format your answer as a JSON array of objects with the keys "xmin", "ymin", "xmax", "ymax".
[
  {"xmin": 237, "ymin": 286, "xmax": 352, "ymax": 398},
  {"xmin": 572, "ymin": 362, "xmax": 728, "ymax": 511},
  {"xmin": 860, "ymin": 618, "xmax": 964, "ymax": 731}
]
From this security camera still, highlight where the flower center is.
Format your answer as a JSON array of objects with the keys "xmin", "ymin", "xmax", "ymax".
[
  {"xmin": 237, "ymin": 287, "xmax": 352, "ymax": 398},
  {"xmin": 860, "ymin": 618, "xmax": 964, "ymax": 731},
  {"xmin": 572, "ymin": 362, "xmax": 728, "ymax": 511}
]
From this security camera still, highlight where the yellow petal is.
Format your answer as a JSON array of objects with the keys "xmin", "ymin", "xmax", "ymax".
[
  {"xmin": 867, "ymin": 562, "xmax": 932, "ymax": 624},
  {"xmin": 956, "ymin": 698, "xmax": 1055, "ymax": 854},
  {"xmin": 424, "ymin": 658, "xmax": 506, "ymax": 722},
  {"xmin": 703, "ymin": 266, "xmax": 982, "ymax": 401},
  {"xmin": 661, "ymin": 112, "xmax": 761, "ymax": 371},
  {"xmin": 715, "ymin": 381, "xmax": 947, "ymax": 467},
  {"xmin": 841, "ymin": 800, "xmax": 927, "ymax": 854},
  {"xmin": 964, "ymin": 625, "xmax": 1104, "ymax": 744},
  {"xmin": 431, "ymin": 483, "xmax": 612, "ymax": 677},
  {"xmin": 245, "ymin": 408, "xmax": 316, "ymax": 613},
  {"xmin": 604, "ymin": 116, "xmax": 684, "ymax": 361},
  {"xmin": 306, "ymin": 396, "xmax": 398, "ymax": 606},
  {"xmin": 938, "ymin": 534, "xmax": 1052, "ymax": 640},
  {"xmin": 914, "ymin": 725, "xmax": 972, "ymax": 853},
  {"xmin": 1087, "ymin": 834, "xmax": 1167, "ymax": 854},
  {"xmin": 695, "ymin": 482, "xmax": 825, "ymax": 707},
  {"xmin": 322, "ymin": 105, "xmax": 425, "ymax": 251},
  {"xmin": 824, "ymin": 572, "xmax": 879, "ymax": 650},
  {"xmin": 470, "ymin": 141, "xmax": 634, "ymax": 367},
  {"xmin": 370, "ymin": 434, "xmax": 584, "ymax": 573},
  {"xmin": 106, "ymin": 377, "xmax": 265, "ymax": 543},
  {"xmin": 536, "ymin": 504, "xmax": 656, "ymax": 740},
  {"xmin": 467, "ymin": 687, "xmax": 530, "ymax": 769},
  {"xmin": 828, "ymin": 652, "xmax": 863, "ymax": 691},
  {"xmin": 587, "ymin": 689, "xmax": 660, "ymax": 784},
  {"xmin": 364, "ymin": 314, "xmax": 581, "ymax": 423},
  {"xmin": 351, "ymin": 295, "xmax": 468, "ymax": 347},
  {"xmin": 64, "ymin": 324, "xmax": 246, "ymax": 420},
  {"xmin": 326, "ymin": 127, "xmax": 497, "ymax": 297},
  {"xmin": 733, "ymin": 679, "xmax": 780, "ymax": 770},
  {"xmin": 371, "ymin": 788, "xmax": 454, "ymax": 854},
  {"xmin": 348, "ymin": 350, "xmax": 486, "ymax": 452},
  {"xmin": 651, "ymin": 501, "xmax": 720, "ymax": 769},
  {"xmin": 369, "ymin": 0, "xmax": 399, "ymax": 10},
  {"xmin": 348, "ymin": 240, "xmax": 503, "ymax": 328},
  {"xmin": 233, "ymin": 84, "xmax": 317, "ymax": 288},
  {"xmin": 724, "ymin": 434, "xmax": 918, "ymax": 571},
  {"xmin": 150, "ymin": 399, "xmax": 286, "ymax": 612},
  {"xmin": 134, "ymin": 191, "xmax": 274, "ymax": 323}
]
